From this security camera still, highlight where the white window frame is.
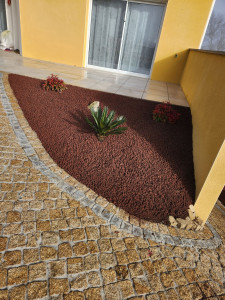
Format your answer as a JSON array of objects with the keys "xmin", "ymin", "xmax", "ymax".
[{"xmin": 85, "ymin": 0, "xmax": 167, "ymax": 78}]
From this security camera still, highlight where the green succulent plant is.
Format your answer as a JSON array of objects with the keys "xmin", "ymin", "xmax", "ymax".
[{"xmin": 85, "ymin": 106, "xmax": 127, "ymax": 141}]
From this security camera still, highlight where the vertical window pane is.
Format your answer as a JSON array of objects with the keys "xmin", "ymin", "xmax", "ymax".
[
  {"xmin": 120, "ymin": 3, "xmax": 164, "ymax": 75},
  {"xmin": 88, "ymin": 0, "xmax": 126, "ymax": 69},
  {"xmin": 0, "ymin": 0, "xmax": 7, "ymax": 33}
]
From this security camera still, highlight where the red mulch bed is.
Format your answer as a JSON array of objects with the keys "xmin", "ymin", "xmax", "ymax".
[{"xmin": 8, "ymin": 74, "xmax": 195, "ymax": 223}]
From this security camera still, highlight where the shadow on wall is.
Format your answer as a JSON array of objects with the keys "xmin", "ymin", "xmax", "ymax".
[{"xmin": 151, "ymin": 50, "xmax": 189, "ymax": 84}]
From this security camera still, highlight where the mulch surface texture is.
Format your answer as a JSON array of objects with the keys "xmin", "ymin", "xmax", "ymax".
[{"xmin": 9, "ymin": 74, "xmax": 195, "ymax": 223}]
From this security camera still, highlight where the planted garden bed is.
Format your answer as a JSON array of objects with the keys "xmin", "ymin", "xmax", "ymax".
[{"xmin": 8, "ymin": 73, "xmax": 195, "ymax": 224}]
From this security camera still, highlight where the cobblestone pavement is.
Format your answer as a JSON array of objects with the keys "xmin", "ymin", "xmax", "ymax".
[{"xmin": 0, "ymin": 72, "xmax": 225, "ymax": 299}]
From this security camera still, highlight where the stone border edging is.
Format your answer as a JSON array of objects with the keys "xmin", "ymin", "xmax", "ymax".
[{"xmin": 0, "ymin": 72, "xmax": 222, "ymax": 249}]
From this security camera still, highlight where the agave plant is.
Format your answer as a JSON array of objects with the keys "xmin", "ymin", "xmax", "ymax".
[{"xmin": 85, "ymin": 106, "xmax": 127, "ymax": 141}]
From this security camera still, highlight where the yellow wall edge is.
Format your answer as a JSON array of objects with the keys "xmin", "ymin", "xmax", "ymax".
[
  {"xmin": 194, "ymin": 140, "xmax": 225, "ymax": 224},
  {"xmin": 181, "ymin": 50, "xmax": 225, "ymax": 223}
]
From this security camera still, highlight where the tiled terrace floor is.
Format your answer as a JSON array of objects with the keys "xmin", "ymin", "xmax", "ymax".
[
  {"xmin": 0, "ymin": 50, "xmax": 188, "ymax": 107},
  {"xmin": 0, "ymin": 54, "xmax": 225, "ymax": 299}
]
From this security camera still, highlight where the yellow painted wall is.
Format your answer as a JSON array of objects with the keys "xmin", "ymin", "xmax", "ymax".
[
  {"xmin": 19, "ymin": 0, "xmax": 213, "ymax": 81},
  {"xmin": 181, "ymin": 50, "xmax": 225, "ymax": 223},
  {"xmin": 151, "ymin": 0, "xmax": 214, "ymax": 83},
  {"xmin": 19, "ymin": 0, "xmax": 89, "ymax": 66}
]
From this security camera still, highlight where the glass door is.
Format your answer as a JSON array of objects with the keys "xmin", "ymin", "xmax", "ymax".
[
  {"xmin": 0, "ymin": 0, "xmax": 7, "ymax": 34},
  {"xmin": 119, "ymin": 2, "xmax": 164, "ymax": 75},
  {"xmin": 88, "ymin": 0, "xmax": 165, "ymax": 76},
  {"xmin": 88, "ymin": 0, "xmax": 127, "ymax": 69}
]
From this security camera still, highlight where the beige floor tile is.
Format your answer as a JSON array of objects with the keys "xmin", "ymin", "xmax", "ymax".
[
  {"xmin": 167, "ymin": 83, "xmax": 183, "ymax": 93},
  {"xmin": 169, "ymin": 98, "xmax": 189, "ymax": 107},
  {"xmin": 123, "ymin": 80, "xmax": 148, "ymax": 91},
  {"xmin": 90, "ymin": 84, "xmax": 120, "ymax": 94},
  {"xmin": 102, "ymin": 76, "xmax": 128, "ymax": 85},
  {"xmin": 145, "ymin": 82, "xmax": 168, "ymax": 92},
  {"xmin": 116, "ymin": 87, "xmax": 143, "ymax": 98},
  {"xmin": 149, "ymin": 80, "xmax": 167, "ymax": 87},
  {"xmin": 142, "ymin": 92, "xmax": 168, "ymax": 102},
  {"xmin": 144, "ymin": 88, "xmax": 168, "ymax": 97}
]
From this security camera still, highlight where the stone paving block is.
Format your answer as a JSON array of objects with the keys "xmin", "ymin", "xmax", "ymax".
[
  {"xmin": 3, "ymin": 223, "xmax": 21, "ymax": 235},
  {"xmin": 0, "ymin": 290, "xmax": 8, "ymax": 300},
  {"xmin": 133, "ymin": 278, "xmax": 152, "ymax": 294},
  {"xmin": 198, "ymin": 281, "xmax": 216, "ymax": 298},
  {"xmin": 23, "ymin": 221, "xmax": 36, "ymax": 233},
  {"xmin": 28, "ymin": 281, "xmax": 48, "ymax": 299},
  {"xmin": 6, "ymin": 211, "xmax": 21, "ymax": 222},
  {"xmin": 37, "ymin": 220, "xmax": 51, "ymax": 231},
  {"xmin": 111, "ymin": 238, "xmax": 126, "ymax": 251},
  {"xmin": 42, "ymin": 231, "xmax": 59, "ymax": 245},
  {"xmin": 27, "ymin": 233, "xmax": 40, "ymax": 248},
  {"xmin": 87, "ymin": 240, "xmax": 99, "ymax": 253},
  {"xmin": 50, "ymin": 260, "xmax": 66, "ymax": 277},
  {"xmin": 58, "ymin": 242, "xmax": 73, "ymax": 258},
  {"xmin": 160, "ymin": 272, "xmax": 175, "ymax": 289},
  {"xmin": 119, "ymin": 280, "xmax": 135, "ymax": 298},
  {"xmin": 70, "ymin": 273, "xmax": 88, "ymax": 289},
  {"xmin": 68, "ymin": 217, "xmax": 81, "ymax": 228},
  {"xmin": 129, "ymin": 262, "xmax": 144, "ymax": 277},
  {"xmin": 0, "ymin": 268, "xmax": 7, "ymax": 288},
  {"xmin": 148, "ymin": 274, "xmax": 164, "ymax": 292},
  {"xmin": 50, "ymin": 278, "xmax": 69, "ymax": 296},
  {"xmin": 104, "ymin": 283, "xmax": 121, "ymax": 300},
  {"xmin": 40, "ymin": 246, "xmax": 57, "ymax": 260},
  {"xmin": 86, "ymin": 226, "xmax": 100, "ymax": 240},
  {"xmin": 84, "ymin": 254, "xmax": 99, "ymax": 271},
  {"xmin": 98, "ymin": 239, "xmax": 112, "ymax": 252},
  {"xmin": 59, "ymin": 230, "xmax": 72, "ymax": 241},
  {"xmin": 68, "ymin": 257, "xmax": 84, "ymax": 274},
  {"xmin": 126, "ymin": 249, "xmax": 140, "ymax": 263},
  {"xmin": 115, "ymin": 265, "xmax": 129, "ymax": 280},
  {"xmin": 29, "ymin": 262, "xmax": 47, "ymax": 281},
  {"xmin": 115, "ymin": 251, "xmax": 128, "ymax": 265},
  {"xmin": 8, "ymin": 266, "xmax": 28, "ymax": 285},
  {"xmin": 166, "ymin": 288, "xmax": 179, "ymax": 300},
  {"xmin": 21, "ymin": 210, "xmax": 35, "ymax": 221},
  {"xmin": 73, "ymin": 241, "xmax": 88, "ymax": 256},
  {"xmin": 0, "ymin": 237, "xmax": 8, "ymax": 251},
  {"xmin": 23, "ymin": 248, "xmax": 39, "ymax": 264},
  {"xmin": 85, "ymin": 287, "xmax": 102, "ymax": 300},
  {"xmin": 4, "ymin": 250, "xmax": 22, "ymax": 266},
  {"xmin": 72, "ymin": 228, "xmax": 86, "ymax": 241},
  {"xmin": 153, "ymin": 260, "xmax": 167, "ymax": 273},
  {"xmin": 99, "ymin": 253, "xmax": 116, "ymax": 269},
  {"xmin": 87, "ymin": 271, "xmax": 101, "ymax": 287},
  {"xmin": 9, "ymin": 285, "xmax": 26, "ymax": 300},
  {"xmin": 64, "ymin": 291, "xmax": 84, "ymax": 300},
  {"xmin": 176, "ymin": 285, "xmax": 193, "ymax": 300},
  {"xmin": 101, "ymin": 268, "xmax": 117, "ymax": 285}
]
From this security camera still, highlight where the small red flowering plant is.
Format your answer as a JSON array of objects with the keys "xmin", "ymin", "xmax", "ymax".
[
  {"xmin": 42, "ymin": 74, "xmax": 67, "ymax": 93},
  {"xmin": 152, "ymin": 102, "xmax": 181, "ymax": 124}
]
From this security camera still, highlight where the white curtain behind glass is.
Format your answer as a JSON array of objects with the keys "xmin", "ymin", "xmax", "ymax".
[
  {"xmin": 0, "ymin": 0, "xmax": 7, "ymax": 33},
  {"xmin": 88, "ymin": 0, "xmax": 126, "ymax": 69},
  {"xmin": 120, "ymin": 3, "xmax": 164, "ymax": 74},
  {"xmin": 88, "ymin": 0, "xmax": 164, "ymax": 75}
]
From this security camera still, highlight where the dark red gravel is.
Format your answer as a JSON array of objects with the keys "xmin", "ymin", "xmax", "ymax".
[
  {"xmin": 219, "ymin": 188, "xmax": 225, "ymax": 206},
  {"xmin": 9, "ymin": 74, "xmax": 195, "ymax": 223}
]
